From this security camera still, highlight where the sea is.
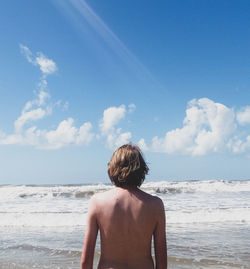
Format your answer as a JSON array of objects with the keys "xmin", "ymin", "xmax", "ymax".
[{"xmin": 0, "ymin": 180, "xmax": 250, "ymax": 269}]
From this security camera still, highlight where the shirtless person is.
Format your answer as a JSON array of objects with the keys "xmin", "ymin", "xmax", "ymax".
[{"xmin": 81, "ymin": 144, "xmax": 167, "ymax": 269}]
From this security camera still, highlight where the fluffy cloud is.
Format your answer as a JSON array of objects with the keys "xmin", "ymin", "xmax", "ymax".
[
  {"xmin": 0, "ymin": 90, "xmax": 94, "ymax": 149},
  {"xmin": 0, "ymin": 45, "xmax": 93, "ymax": 149},
  {"xmin": 14, "ymin": 107, "xmax": 49, "ymax": 132},
  {"xmin": 45, "ymin": 119, "xmax": 82, "ymax": 149},
  {"xmin": 5, "ymin": 46, "xmax": 250, "ymax": 155},
  {"xmin": 0, "ymin": 120, "xmax": 93, "ymax": 149},
  {"xmin": 13, "ymin": 47, "xmax": 54, "ymax": 133},
  {"xmin": 228, "ymin": 136, "xmax": 250, "ymax": 154},
  {"xmin": 2, "ymin": 44, "xmax": 136, "ymax": 150},
  {"xmin": 24, "ymin": 86, "xmax": 49, "ymax": 112},
  {"xmin": 20, "ymin": 44, "xmax": 57, "ymax": 75},
  {"xmin": 138, "ymin": 138, "xmax": 148, "ymax": 151},
  {"xmin": 236, "ymin": 106, "xmax": 250, "ymax": 125},
  {"xmin": 100, "ymin": 105, "xmax": 126, "ymax": 134},
  {"xmin": 99, "ymin": 105, "xmax": 133, "ymax": 149},
  {"xmin": 106, "ymin": 129, "xmax": 132, "ymax": 149},
  {"xmin": 151, "ymin": 98, "xmax": 237, "ymax": 155},
  {"xmin": 44, "ymin": 119, "xmax": 93, "ymax": 149},
  {"xmin": 36, "ymin": 53, "xmax": 57, "ymax": 75}
]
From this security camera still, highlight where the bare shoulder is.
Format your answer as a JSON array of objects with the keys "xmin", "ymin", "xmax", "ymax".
[
  {"xmin": 153, "ymin": 195, "xmax": 165, "ymax": 213},
  {"xmin": 139, "ymin": 189, "xmax": 164, "ymax": 204},
  {"xmin": 151, "ymin": 195, "xmax": 165, "ymax": 222},
  {"xmin": 141, "ymin": 191, "xmax": 165, "ymax": 215},
  {"xmin": 150, "ymin": 194, "xmax": 164, "ymax": 206},
  {"xmin": 89, "ymin": 189, "xmax": 115, "ymax": 206},
  {"xmin": 87, "ymin": 193, "xmax": 99, "ymax": 210},
  {"xmin": 92, "ymin": 189, "xmax": 115, "ymax": 200}
]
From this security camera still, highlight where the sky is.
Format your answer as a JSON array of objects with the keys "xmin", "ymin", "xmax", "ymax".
[{"xmin": 0, "ymin": 0, "xmax": 249, "ymax": 184}]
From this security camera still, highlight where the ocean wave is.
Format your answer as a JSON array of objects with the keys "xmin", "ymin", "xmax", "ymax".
[
  {"xmin": 143, "ymin": 179, "xmax": 250, "ymax": 195},
  {"xmin": 154, "ymin": 187, "xmax": 185, "ymax": 194},
  {"xmin": 1, "ymin": 180, "xmax": 250, "ymax": 201},
  {"xmin": 1, "ymin": 207, "xmax": 250, "ymax": 227},
  {"xmin": 75, "ymin": 190, "xmax": 95, "ymax": 198},
  {"xmin": 0, "ymin": 184, "xmax": 112, "ymax": 200},
  {"xmin": 166, "ymin": 208, "xmax": 250, "ymax": 224},
  {"xmin": 0, "ymin": 212, "xmax": 87, "ymax": 227}
]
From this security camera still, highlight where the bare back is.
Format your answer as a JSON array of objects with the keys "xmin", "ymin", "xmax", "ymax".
[
  {"xmin": 81, "ymin": 144, "xmax": 167, "ymax": 269},
  {"xmin": 94, "ymin": 187, "xmax": 163, "ymax": 269}
]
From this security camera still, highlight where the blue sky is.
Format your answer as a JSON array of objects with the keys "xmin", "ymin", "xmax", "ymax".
[{"xmin": 0, "ymin": 0, "xmax": 249, "ymax": 184}]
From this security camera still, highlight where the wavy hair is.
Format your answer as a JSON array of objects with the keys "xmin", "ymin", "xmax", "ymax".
[{"xmin": 108, "ymin": 143, "xmax": 149, "ymax": 187}]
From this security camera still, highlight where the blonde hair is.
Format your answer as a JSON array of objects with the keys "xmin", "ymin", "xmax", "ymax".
[{"xmin": 108, "ymin": 143, "xmax": 149, "ymax": 187}]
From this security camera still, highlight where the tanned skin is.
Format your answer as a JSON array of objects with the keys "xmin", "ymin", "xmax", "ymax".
[{"xmin": 81, "ymin": 187, "xmax": 167, "ymax": 269}]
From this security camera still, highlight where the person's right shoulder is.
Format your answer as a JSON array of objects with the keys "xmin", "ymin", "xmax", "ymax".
[
  {"xmin": 152, "ymin": 194, "xmax": 164, "ymax": 204},
  {"xmin": 142, "ymin": 190, "xmax": 163, "ymax": 203}
]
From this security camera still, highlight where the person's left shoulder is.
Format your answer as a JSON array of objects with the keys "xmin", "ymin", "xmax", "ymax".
[{"xmin": 90, "ymin": 188, "xmax": 114, "ymax": 206}]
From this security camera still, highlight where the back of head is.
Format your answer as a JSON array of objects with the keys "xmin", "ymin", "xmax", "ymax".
[{"xmin": 108, "ymin": 143, "xmax": 149, "ymax": 188}]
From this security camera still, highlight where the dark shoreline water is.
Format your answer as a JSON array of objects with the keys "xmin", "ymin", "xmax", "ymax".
[
  {"xmin": 1, "ymin": 223, "xmax": 250, "ymax": 269},
  {"xmin": 0, "ymin": 249, "xmax": 247, "ymax": 269}
]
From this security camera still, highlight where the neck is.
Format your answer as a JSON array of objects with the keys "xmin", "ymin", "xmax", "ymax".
[{"xmin": 117, "ymin": 185, "xmax": 138, "ymax": 191}]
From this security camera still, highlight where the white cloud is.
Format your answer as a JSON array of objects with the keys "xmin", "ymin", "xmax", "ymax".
[
  {"xmin": 99, "ymin": 105, "xmax": 133, "ymax": 149},
  {"xmin": 44, "ymin": 118, "xmax": 93, "ymax": 149},
  {"xmin": 100, "ymin": 105, "xmax": 126, "ymax": 134},
  {"xmin": 2, "ymin": 44, "xmax": 135, "ymax": 151},
  {"xmin": 6, "ymin": 44, "xmax": 250, "ymax": 155},
  {"xmin": 236, "ymin": 106, "xmax": 250, "ymax": 125},
  {"xmin": 151, "ymin": 98, "xmax": 236, "ymax": 156},
  {"xmin": 76, "ymin": 122, "xmax": 93, "ymax": 146},
  {"xmin": 144, "ymin": 99, "xmax": 250, "ymax": 156},
  {"xmin": 20, "ymin": 44, "xmax": 33, "ymax": 63},
  {"xmin": 138, "ymin": 138, "xmax": 148, "ymax": 151},
  {"xmin": 15, "ymin": 80, "xmax": 51, "ymax": 132},
  {"xmin": 106, "ymin": 129, "xmax": 131, "ymax": 149},
  {"xmin": 0, "ymin": 44, "xmax": 93, "ymax": 150},
  {"xmin": 45, "ymin": 118, "xmax": 78, "ymax": 149},
  {"xmin": 0, "ymin": 118, "xmax": 94, "ymax": 149},
  {"xmin": 14, "ymin": 107, "xmax": 48, "ymax": 132},
  {"xmin": 228, "ymin": 136, "xmax": 250, "ymax": 154},
  {"xmin": 23, "ymin": 91, "xmax": 50, "ymax": 114},
  {"xmin": 20, "ymin": 44, "xmax": 57, "ymax": 76},
  {"xmin": 36, "ymin": 53, "xmax": 57, "ymax": 75},
  {"xmin": 0, "ymin": 133, "xmax": 22, "ymax": 146}
]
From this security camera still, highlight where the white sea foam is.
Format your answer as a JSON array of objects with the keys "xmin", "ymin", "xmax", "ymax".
[
  {"xmin": 0, "ymin": 184, "xmax": 112, "ymax": 201},
  {"xmin": 1, "ymin": 180, "xmax": 249, "ymax": 269},
  {"xmin": 0, "ymin": 180, "xmax": 249, "ymax": 228},
  {"xmin": 0, "ymin": 212, "xmax": 87, "ymax": 227},
  {"xmin": 1, "ymin": 180, "xmax": 250, "ymax": 201},
  {"xmin": 143, "ymin": 179, "xmax": 250, "ymax": 194},
  {"xmin": 1, "ymin": 207, "xmax": 249, "ymax": 227},
  {"xmin": 166, "ymin": 208, "xmax": 250, "ymax": 224}
]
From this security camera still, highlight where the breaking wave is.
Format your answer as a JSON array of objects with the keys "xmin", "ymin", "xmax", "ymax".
[{"xmin": 1, "ymin": 180, "xmax": 249, "ymax": 227}]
